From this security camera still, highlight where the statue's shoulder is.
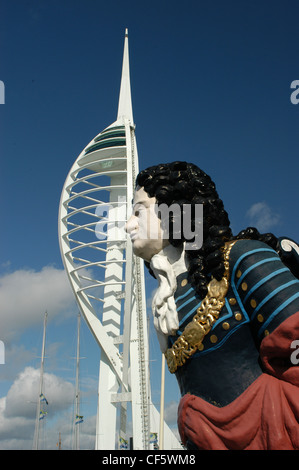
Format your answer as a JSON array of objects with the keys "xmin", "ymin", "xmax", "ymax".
[
  {"xmin": 227, "ymin": 239, "xmax": 279, "ymax": 287},
  {"xmin": 228, "ymin": 237, "xmax": 299, "ymax": 280},
  {"xmin": 228, "ymin": 238, "xmax": 277, "ymax": 264}
]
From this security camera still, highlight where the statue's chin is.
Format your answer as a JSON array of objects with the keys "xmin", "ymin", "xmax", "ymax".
[{"xmin": 132, "ymin": 239, "xmax": 170, "ymax": 262}]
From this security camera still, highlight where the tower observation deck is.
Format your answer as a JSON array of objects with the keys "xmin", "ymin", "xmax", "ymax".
[{"xmin": 58, "ymin": 29, "xmax": 182, "ymax": 450}]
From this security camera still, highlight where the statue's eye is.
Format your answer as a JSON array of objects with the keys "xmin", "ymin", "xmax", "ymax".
[{"xmin": 134, "ymin": 210, "xmax": 140, "ymax": 217}]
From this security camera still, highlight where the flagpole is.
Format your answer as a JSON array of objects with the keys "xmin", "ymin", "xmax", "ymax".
[
  {"xmin": 159, "ymin": 354, "xmax": 165, "ymax": 450},
  {"xmin": 33, "ymin": 312, "xmax": 48, "ymax": 450}
]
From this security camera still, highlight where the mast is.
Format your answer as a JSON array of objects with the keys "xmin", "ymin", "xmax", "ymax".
[
  {"xmin": 57, "ymin": 432, "xmax": 62, "ymax": 450},
  {"xmin": 33, "ymin": 311, "xmax": 48, "ymax": 450},
  {"xmin": 159, "ymin": 354, "xmax": 165, "ymax": 450},
  {"xmin": 73, "ymin": 313, "xmax": 81, "ymax": 450}
]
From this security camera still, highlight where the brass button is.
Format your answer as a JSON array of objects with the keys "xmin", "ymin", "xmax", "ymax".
[
  {"xmin": 241, "ymin": 282, "xmax": 248, "ymax": 291},
  {"xmin": 235, "ymin": 312, "xmax": 242, "ymax": 321},
  {"xmin": 210, "ymin": 334, "xmax": 218, "ymax": 343},
  {"xmin": 257, "ymin": 314, "xmax": 264, "ymax": 323},
  {"xmin": 198, "ymin": 343, "xmax": 204, "ymax": 351},
  {"xmin": 181, "ymin": 279, "xmax": 188, "ymax": 287},
  {"xmin": 236, "ymin": 270, "xmax": 242, "ymax": 278},
  {"xmin": 222, "ymin": 322, "xmax": 230, "ymax": 330},
  {"xmin": 229, "ymin": 298, "xmax": 237, "ymax": 305},
  {"xmin": 264, "ymin": 329, "xmax": 269, "ymax": 336},
  {"xmin": 250, "ymin": 299, "xmax": 257, "ymax": 308}
]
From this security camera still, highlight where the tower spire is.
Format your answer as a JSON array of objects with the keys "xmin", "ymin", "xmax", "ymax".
[{"xmin": 117, "ymin": 28, "xmax": 134, "ymax": 123}]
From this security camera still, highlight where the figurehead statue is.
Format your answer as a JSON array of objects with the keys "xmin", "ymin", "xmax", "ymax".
[{"xmin": 125, "ymin": 161, "xmax": 299, "ymax": 450}]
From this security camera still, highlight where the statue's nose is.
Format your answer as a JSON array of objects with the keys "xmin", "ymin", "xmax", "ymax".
[{"xmin": 125, "ymin": 215, "xmax": 138, "ymax": 234}]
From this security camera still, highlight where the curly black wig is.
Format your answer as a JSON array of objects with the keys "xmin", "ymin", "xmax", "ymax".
[{"xmin": 136, "ymin": 161, "xmax": 279, "ymax": 298}]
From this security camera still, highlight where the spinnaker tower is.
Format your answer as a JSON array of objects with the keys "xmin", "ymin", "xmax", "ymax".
[{"xmin": 58, "ymin": 29, "xmax": 181, "ymax": 450}]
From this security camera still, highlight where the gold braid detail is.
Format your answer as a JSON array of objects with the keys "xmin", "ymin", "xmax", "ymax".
[{"xmin": 165, "ymin": 241, "xmax": 236, "ymax": 374}]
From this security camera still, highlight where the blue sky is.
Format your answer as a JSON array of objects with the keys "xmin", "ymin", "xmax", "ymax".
[{"xmin": 0, "ymin": 0, "xmax": 298, "ymax": 449}]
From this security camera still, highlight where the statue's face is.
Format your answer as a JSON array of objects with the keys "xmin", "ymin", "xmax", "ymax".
[{"xmin": 125, "ymin": 187, "xmax": 169, "ymax": 261}]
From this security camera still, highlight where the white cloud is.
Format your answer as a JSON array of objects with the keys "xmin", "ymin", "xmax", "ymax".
[
  {"xmin": 0, "ymin": 266, "xmax": 76, "ymax": 343},
  {"xmin": 0, "ymin": 366, "xmax": 70, "ymax": 448},
  {"xmin": 0, "ymin": 265, "xmax": 104, "ymax": 449},
  {"xmin": 0, "ymin": 365, "xmax": 96, "ymax": 449},
  {"xmin": 0, "ymin": 396, "xmax": 34, "ymax": 445},
  {"xmin": 0, "ymin": 265, "xmax": 86, "ymax": 449},
  {"xmin": 246, "ymin": 201, "xmax": 280, "ymax": 232},
  {"xmin": 4, "ymin": 366, "xmax": 74, "ymax": 419}
]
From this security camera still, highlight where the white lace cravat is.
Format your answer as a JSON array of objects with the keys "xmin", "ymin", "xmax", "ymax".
[{"xmin": 150, "ymin": 245, "xmax": 188, "ymax": 352}]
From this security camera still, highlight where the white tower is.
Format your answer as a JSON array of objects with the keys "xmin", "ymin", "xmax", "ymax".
[{"xmin": 59, "ymin": 30, "xmax": 181, "ymax": 450}]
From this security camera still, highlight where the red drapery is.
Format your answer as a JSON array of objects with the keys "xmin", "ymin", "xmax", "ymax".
[{"xmin": 178, "ymin": 312, "xmax": 299, "ymax": 450}]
